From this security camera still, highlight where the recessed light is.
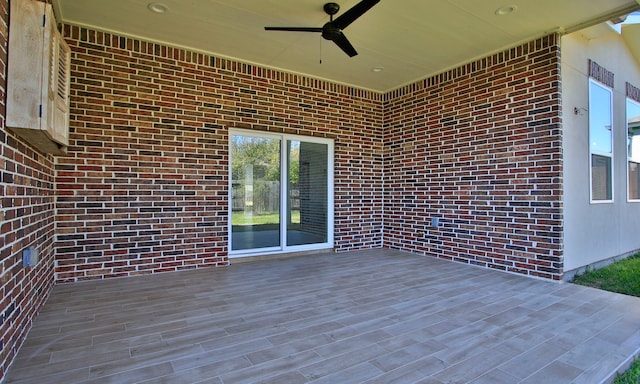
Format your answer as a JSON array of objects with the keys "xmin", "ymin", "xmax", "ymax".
[
  {"xmin": 371, "ymin": 66, "xmax": 384, "ymax": 73},
  {"xmin": 495, "ymin": 5, "xmax": 517, "ymax": 16},
  {"xmin": 148, "ymin": 2, "xmax": 168, "ymax": 13}
]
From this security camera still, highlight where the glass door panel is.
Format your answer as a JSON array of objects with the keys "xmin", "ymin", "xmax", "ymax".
[
  {"xmin": 230, "ymin": 135, "xmax": 281, "ymax": 251},
  {"xmin": 287, "ymin": 140, "xmax": 328, "ymax": 246}
]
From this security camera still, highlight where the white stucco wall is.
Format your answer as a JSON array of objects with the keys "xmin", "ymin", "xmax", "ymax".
[{"xmin": 561, "ymin": 24, "xmax": 640, "ymax": 272}]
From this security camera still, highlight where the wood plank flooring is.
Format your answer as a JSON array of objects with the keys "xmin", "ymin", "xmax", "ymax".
[{"xmin": 5, "ymin": 249, "xmax": 640, "ymax": 383}]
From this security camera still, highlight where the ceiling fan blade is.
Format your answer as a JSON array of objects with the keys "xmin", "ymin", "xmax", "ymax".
[
  {"xmin": 333, "ymin": 0, "xmax": 380, "ymax": 30},
  {"xmin": 264, "ymin": 27, "xmax": 323, "ymax": 32},
  {"xmin": 331, "ymin": 31, "xmax": 358, "ymax": 57}
]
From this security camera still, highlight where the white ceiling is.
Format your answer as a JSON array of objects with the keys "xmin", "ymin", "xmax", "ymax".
[{"xmin": 53, "ymin": 0, "xmax": 640, "ymax": 92}]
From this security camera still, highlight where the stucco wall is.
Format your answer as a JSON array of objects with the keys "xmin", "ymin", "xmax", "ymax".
[{"xmin": 561, "ymin": 25, "xmax": 640, "ymax": 272}]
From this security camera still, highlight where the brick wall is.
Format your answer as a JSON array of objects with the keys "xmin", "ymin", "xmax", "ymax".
[
  {"xmin": 58, "ymin": 25, "xmax": 564, "ymax": 282},
  {"xmin": 383, "ymin": 36, "xmax": 564, "ymax": 280},
  {"xmin": 0, "ymin": 0, "xmax": 57, "ymax": 378},
  {"xmin": 0, "ymin": 18, "xmax": 565, "ymax": 381},
  {"xmin": 55, "ymin": 26, "xmax": 384, "ymax": 282}
]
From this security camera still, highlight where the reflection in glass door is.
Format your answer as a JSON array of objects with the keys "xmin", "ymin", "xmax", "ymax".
[
  {"xmin": 230, "ymin": 131, "xmax": 333, "ymax": 255},
  {"xmin": 287, "ymin": 140, "xmax": 328, "ymax": 246},
  {"xmin": 230, "ymin": 135, "xmax": 281, "ymax": 251}
]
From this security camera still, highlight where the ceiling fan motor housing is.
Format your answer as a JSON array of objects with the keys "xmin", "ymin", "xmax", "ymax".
[{"xmin": 322, "ymin": 23, "xmax": 342, "ymax": 40}]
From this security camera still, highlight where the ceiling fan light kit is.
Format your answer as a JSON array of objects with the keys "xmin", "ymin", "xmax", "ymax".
[{"xmin": 265, "ymin": 0, "xmax": 381, "ymax": 57}]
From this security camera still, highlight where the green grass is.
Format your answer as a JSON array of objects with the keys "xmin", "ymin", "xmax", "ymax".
[
  {"xmin": 572, "ymin": 253, "xmax": 640, "ymax": 297},
  {"xmin": 572, "ymin": 253, "xmax": 640, "ymax": 384},
  {"xmin": 232, "ymin": 211, "xmax": 300, "ymax": 226},
  {"xmin": 614, "ymin": 360, "xmax": 640, "ymax": 384}
]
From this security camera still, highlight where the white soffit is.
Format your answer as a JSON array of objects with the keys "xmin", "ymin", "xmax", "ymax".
[{"xmin": 53, "ymin": 0, "xmax": 640, "ymax": 92}]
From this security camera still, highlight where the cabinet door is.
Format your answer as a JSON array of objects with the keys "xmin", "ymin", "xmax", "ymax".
[
  {"xmin": 45, "ymin": 5, "xmax": 71, "ymax": 146},
  {"xmin": 7, "ymin": 0, "xmax": 70, "ymax": 153},
  {"xmin": 52, "ymin": 38, "xmax": 71, "ymax": 146},
  {"xmin": 6, "ymin": 0, "xmax": 46, "ymax": 131}
]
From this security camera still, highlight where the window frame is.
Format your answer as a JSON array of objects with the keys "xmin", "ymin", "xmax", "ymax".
[
  {"xmin": 588, "ymin": 78, "xmax": 614, "ymax": 204},
  {"xmin": 627, "ymin": 98, "xmax": 640, "ymax": 202}
]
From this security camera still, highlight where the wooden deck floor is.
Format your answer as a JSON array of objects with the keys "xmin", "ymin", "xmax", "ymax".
[{"xmin": 6, "ymin": 249, "xmax": 640, "ymax": 383}]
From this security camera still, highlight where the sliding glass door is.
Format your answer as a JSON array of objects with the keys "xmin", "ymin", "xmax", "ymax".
[{"xmin": 230, "ymin": 130, "xmax": 333, "ymax": 255}]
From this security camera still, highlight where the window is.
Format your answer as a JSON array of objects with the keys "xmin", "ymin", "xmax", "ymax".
[
  {"xmin": 229, "ymin": 130, "xmax": 334, "ymax": 255},
  {"xmin": 628, "ymin": 98, "xmax": 640, "ymax": 201},
  {"xmin": 589, "ymin": 79, "xmax": 613, "ymax": 202}
]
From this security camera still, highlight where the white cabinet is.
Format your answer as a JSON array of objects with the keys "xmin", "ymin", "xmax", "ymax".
[{"xmin": 6, "ymin": 0, "xmax": 70, "ymax": 155}]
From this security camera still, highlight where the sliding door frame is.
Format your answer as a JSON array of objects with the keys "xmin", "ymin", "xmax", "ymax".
[{"xmin": 228, "ymin": 129, "xmax": 334, "ymax": 257}]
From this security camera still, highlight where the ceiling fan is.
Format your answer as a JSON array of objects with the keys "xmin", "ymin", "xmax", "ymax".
[{"xmin": 264, "ymin": 0, "xmax": 380, "ymax": 57}]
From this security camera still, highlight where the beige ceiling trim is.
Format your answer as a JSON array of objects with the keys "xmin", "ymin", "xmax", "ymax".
[{"xmin": 563, "ymin": 3, "xmax": 640, "ymax": 34}]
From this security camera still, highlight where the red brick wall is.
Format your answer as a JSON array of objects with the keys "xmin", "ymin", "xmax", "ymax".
[
  {"xmin": 57, "ymin": 25, "xmax": 563, "ymax": 282},
  {"xmin": 55, "ymin": 26, "xmax": 384, "ymax": 282},
  {"xmin": 0, "ymin": 0, "xmax": 57, "ymax": 378},
  {"xmin": 383, "ymin": 36, "xmax": 564, "ymax": 279}
]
